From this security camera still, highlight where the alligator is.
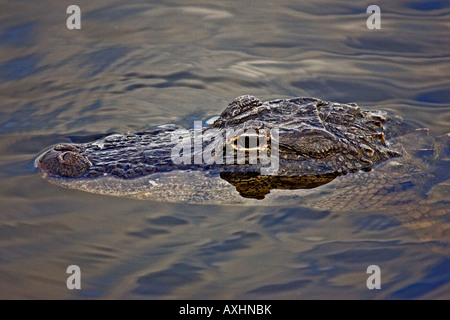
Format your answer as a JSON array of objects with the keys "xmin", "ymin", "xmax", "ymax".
[{"xmin": 35, "ymin": 95, "xmax": 449, "ymax": 254}]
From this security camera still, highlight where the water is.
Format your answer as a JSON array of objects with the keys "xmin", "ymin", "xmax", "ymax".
[{"xmin": 0, "ymin": 0, "xmax": 449, "ymax": 299}]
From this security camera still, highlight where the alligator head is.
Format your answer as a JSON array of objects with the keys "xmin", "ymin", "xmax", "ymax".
[
  {"xmin": 207, "ymin": 95, "xmax": 399, "ymax": 175},
  {"xmin": 36, "ymin": 95, "xmax": 400, "ymax": 198}
]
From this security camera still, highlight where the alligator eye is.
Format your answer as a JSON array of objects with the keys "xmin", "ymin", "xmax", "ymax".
[{"xmin": 229, "ymin": 130, "xmax": 269, "ymax": 151}]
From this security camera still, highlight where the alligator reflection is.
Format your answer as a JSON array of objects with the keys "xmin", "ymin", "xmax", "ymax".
[{"xmin": 220, "ymin": 171, "xmax": 345, "ymax": 199}]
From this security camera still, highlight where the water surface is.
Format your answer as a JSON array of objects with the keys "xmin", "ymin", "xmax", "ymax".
[{"xmin": 0, "ymin": 0, "xmax": 449, "ymax": 299}]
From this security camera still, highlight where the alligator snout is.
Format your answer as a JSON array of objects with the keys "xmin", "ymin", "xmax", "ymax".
[{"xmin": 37, "ymin": 144, "xmax": 91, "ymax": 178}]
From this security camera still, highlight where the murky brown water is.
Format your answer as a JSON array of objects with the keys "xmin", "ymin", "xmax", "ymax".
[{"xmin": 0, "ymin": 0, "xmax": 449, "ymax": 299}]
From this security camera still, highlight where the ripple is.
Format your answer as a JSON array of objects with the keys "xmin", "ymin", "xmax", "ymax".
[
  {"xmin": 132, "ymin": 263, "xmax": 203, "ymax": 296},
  {"xmin": 388, "ymin": 258, "xmax": 450, "ymax": 299},
  {"xmin": 353, "ymin": 215, "xmax": 401, "ymax": 232},
  {"xmin": 197, "ymin": 231, "xmax": 261, "ymax": 257},
  {"xmin": 181, "ymin": 7, "xmax": 233, "ymax": 20},
  {"xmin": 256, "ymin": 207, "xmax": 329, "ymax": 232},
  {"xmin": 0, "ymin": 55, "xmax": 40, "ymax": 81},
  {"xmin": 147, "ymin": 216, "xmax": 188, "ymax": 226},
  {"xmin": 246, "ymin": 279, "xmax": 311, "ymax": 295},
  {"xmin": 416, "ymin": 87, "xmax": 450, "ymax": 104},
  {"xmin": 125, "ymin": 227, "xmax": 169, "ymax": 239},
  {"xmin": 410, "ymin": 0, "xmax": 448, "ymax": 11},
  {"xmin": 84, "ymin": 47, "xmax": 130, "ymax": 77},
  {"xmin": 0, "ymin": 22, "xmax": 37, "ymax": 47}
]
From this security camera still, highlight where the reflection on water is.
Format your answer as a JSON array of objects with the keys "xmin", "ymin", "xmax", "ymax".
[{"xmin": 0, "ymin": 0, "xmax": 448, "ymax": 299}]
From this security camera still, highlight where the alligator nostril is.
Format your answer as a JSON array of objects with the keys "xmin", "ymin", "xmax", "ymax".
[{"xmin": 57, "ymin": 151, "xmax": 84, "ymax": 165}]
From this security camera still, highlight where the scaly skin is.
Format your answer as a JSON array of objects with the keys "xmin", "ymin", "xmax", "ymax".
[{"xmin": 37, "ymin": 95, "xmax": 401, "ymax": 179}]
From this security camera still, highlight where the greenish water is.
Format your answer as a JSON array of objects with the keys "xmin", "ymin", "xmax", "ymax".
[{"xmin": 0, "ymin": 0, "xmax": 449, "ymax": 299}]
